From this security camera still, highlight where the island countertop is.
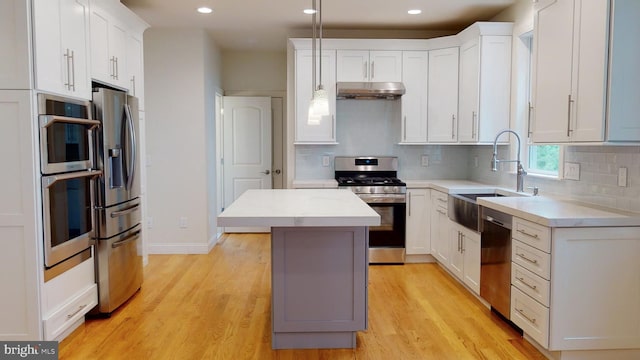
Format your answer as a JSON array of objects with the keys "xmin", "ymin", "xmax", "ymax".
[{"xmin": 217, "ymin": 189, "xmax": 380, "ymax": 227}]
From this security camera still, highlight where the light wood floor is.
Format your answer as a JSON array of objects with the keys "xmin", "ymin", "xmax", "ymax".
[{"xmin": 60, "ymin": 233, "xmax": 546, "ymax": 359}]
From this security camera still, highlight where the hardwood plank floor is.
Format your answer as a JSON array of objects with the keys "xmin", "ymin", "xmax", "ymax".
[{"xmin": 60, "ymin": 233, "xmax": 546, "ymax": 359}]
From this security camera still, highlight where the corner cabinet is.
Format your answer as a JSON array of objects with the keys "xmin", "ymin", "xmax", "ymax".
[
  {"xmin": 457, "ymin": 23, "xmax": 512, "ymax": 143},
  {"xmin": 531, "ymin": 0, "xmax": 640, "ymax": 143},
  {"xmin": 336, "ymin": 50, "xmax": 402, "ymax": 82},
  {"xmin": 294, "ymin": 49, "xmax": 337, "ymax": 144},
  {"xmin": 400, "ymin": 52, "xmax": 428, "ymax": 144},
  {"xmin": 405, "ymin": 189, "xmax": 430, "ymax": 256},
  {"xmin": 32, "ymin": 0, "xmax": 92, "ymax": 100},
  {"xmin": 427, "ymin": 47, "xmax": 459, "ymax": 143}
]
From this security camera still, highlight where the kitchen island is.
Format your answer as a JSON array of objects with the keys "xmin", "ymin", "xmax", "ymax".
[{"xmin": 217, "ymin": 189, "xmax": 380, "ymax": 349}]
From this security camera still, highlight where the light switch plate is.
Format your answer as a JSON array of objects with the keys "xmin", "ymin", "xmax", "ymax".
[
  {"xmin": 564, "ymin": 162, "xmax": 580, "ymax": 180},
  {"xmin": 618, "ymin": 167, "xmax": 628, "ymax": 187},
  {"xmin": 322, "ymin": 155, "xmax": 330, "ymax": 167},
  {"xmin": 421, "ymin": 155, "xmax": 429, "ymax": 167}
]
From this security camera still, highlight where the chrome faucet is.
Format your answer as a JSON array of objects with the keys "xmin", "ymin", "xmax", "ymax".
[{"xmin": 491, "ymin": 129, "xmax": 526, "ymax": 192}]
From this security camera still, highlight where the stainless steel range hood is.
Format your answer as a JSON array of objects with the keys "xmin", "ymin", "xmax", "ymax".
[{"xmin": 336, "ymin": 82, "xmax": 406, "ymax": 99}]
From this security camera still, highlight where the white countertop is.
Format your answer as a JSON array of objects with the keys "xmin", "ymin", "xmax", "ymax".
[
  {"xmin": 292, "ymin": 179, "xmax": 338, "ymax": 188},
  {"xmin": 218, "ymin": 189, "xmax": 380, "ymax": 227},
  {"xmin": 478, "ymin": 196, "xmax": 640, "ymax": 228}
]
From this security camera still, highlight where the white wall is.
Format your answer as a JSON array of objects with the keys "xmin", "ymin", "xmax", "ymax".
[
  {"xmin": 222, "ymin": 51, "xmax": 286, "ymax": 92},
  {"xmin": 144, "ymin": 28, "xmax": 222, "ymax": 253}
]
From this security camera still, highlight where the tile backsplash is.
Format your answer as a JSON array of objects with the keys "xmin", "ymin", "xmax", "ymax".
[
  {"xmin": 294, "ymin": 100, "xmax": 640, "ymax": 213},
  {"xmin": 470, "ymin": 145, "xmax": 640, "ymax": 212}
]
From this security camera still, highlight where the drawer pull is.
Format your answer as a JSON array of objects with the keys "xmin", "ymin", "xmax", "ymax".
[
  {"xmin": 516, "ymin": 308, "xmax": 537, "ymax": 324},
  {"xmin": 516, "ymin": 252, "xmax": 539, "ymax": 265},
  {"xmin": 517, "ymin": 229, "xmax": 539, "ymax": 239},
  {"xmin": 437, "ymin": 198, "xmax": 447, "ymax": 203},
  {"xmin": 437, "ymin": 209, "xmax": 446, "ymax": 215},
  {"xmin": 66, "ymin": 304, "xmax": 88, "ymax": 320},
  {"xmin": 517, "ymin": 276, "xmax": 538, "ymax": 291}
]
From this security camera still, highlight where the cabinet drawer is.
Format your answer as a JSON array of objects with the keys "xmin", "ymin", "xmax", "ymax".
[
  {"xmin": 512, "ymin": 240, "xmax": 551, "ymax": 280},
  {"xmin": 513, "ymin": 217, "xmax": 551, "ymax": 252},
  {"xmin": 432, "ymin": 191, "xmax": 448, "ymax": 207},
  {"xmin": 43, "ymin": 284, "xmax": 97, "ymax": 340},
  {"xmin": 511, "ymin": 263, "xmax": 550, "ymax": 307},
  {"xmin": 511, "ymin": 286, "xmax": 549, "ymax": 348}
]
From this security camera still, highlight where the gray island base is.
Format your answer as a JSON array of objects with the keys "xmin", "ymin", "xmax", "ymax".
[{"xmin": 217, "ymin": 189, "xmax": 380, "ymax": 349}]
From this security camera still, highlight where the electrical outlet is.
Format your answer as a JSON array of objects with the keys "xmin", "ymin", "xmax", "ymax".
[
  {"xmin": 421, "ymin": 155, "xmax": 429, "ymax": 167},
  {"xmin": 322, "ymin": 155, "xmax": 330, "ymax": 167},
  {"xmin": 179, "ymin": 217, "xmax": 188, "ymax": 229},
  {"xmin": 147, "ymin": 217, "xmax": 153, "ymax": 229},
  {"xmin": 618, "ymin": 167, "xmax": 628, "ymax": 187},
  {"xmin": 564, "ymin": 162, "xmax": 580, "ymax": 180}
]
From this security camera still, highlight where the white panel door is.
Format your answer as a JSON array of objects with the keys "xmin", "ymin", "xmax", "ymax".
[
  {"xmin": 427, "ymin": 47, "xmax": 459, "ymax": 143},
  {"xmin": 223, "ymin": 96, "xmax": 272, "ymax": 232}
]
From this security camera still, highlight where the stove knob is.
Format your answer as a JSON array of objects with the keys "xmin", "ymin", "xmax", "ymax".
[
  {"xmin": 383, "ymin": 186, "xmax": 391, "ymax": 193},
  {"xmin": 392, "ymin": 186, "xmax": 399, "ymax": 193},
  {"xmin": 370, "ymin": 187, "xmax": 375, "ymax": 194},
  {"xmin": 354, "ymin": 186, "xmax": 361, "ymax": 193}
]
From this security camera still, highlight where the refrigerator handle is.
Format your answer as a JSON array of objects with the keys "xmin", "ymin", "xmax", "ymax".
[{"xmin": 124, "ymin": 104, "xmax": 137, "ymax": 192}]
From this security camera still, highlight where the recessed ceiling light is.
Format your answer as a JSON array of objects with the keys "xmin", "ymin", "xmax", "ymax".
[
  {"xmin": 408, "ymin": 9, "xmax": 422, "ymax": 15},
  {"xmin": 303, "ymin": 9, "xmax": 317, "ymax": 15},
  {"xmin": 197, "ymin": 7, "xmax": 213, "ymax": 14}
]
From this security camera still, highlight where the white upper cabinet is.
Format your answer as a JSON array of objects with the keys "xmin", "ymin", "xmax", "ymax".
[
  {"xmin": 400, "ymin": 51, "xmax": 428, "ymax": 144},
  {"xmin": 533, "ymin": 0, "xmax": 640, "ymax": 144},
  {"xmin": 90, "ymin": 0, "xmax": 129, "ymax": 90},
  {"xmin": 458, "ymin": 23, "xmax": 512, "ymax": 143},
  {"xmin": 32, "ymin": 0, "xmax": 92, "ymax": 100},
  {"xmin": 427, "ymin": 47, "xmax": 459, "ymax": 143},
  {"xmin": 294, "ymin": 49, "xmax": 337, "ymax": 144},
  {"xmin": 337, "ymin": 50, "xmax": 402, "ymax": 82},
  {"xmin": 606, "ymin": 0, "xmax": 640, "ymax": 142},
  {"xmin": 126, "ymin": 32, "xmax": 145, "ymax": 109}
]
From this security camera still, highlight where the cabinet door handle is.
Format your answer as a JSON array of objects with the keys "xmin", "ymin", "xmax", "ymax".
[
  {"xmin": 567, "ymin": 94, "xmax": 574, "ymax": 137},
  {"xmin": 110, "ymin": 57, "xmax": 114, "ymax": 78},
  {"xmin": 527, "ymin": 102, "xmax": 533, "ymax": 137},
  {"xmin": 516, "ymin": 252, "xmax": 539, "ymax": 265},
  {"xmin": 70, "ymin": 50, "xmax": 76, "ymax": 91},
  {"xmin": 472, "ymin": 111, "xmax": 477, "ymax": 139},
  {"xmin": 66, "ymin": 304, "xmax": 88, "ymax": 320},
  {"xmin": 451, "ymin": 115, "xmax": 456, "ymax": 139},
  {"xmin": 115, "ymin": 57, "xmax": 119, "ymax": 80},
  {"xmin": 408, "ymin": 193, "xmax": 412, "ymax": 216},
  {"xmin": 363, "ymin": 61, "xmax": 368, "ymax": 79},
  {"xmin": 516, "ymin": 307, "xmax": 537, "ymax": 324},
  {"xmin": 63, "ymin": 49, "xmax": 71, "ymax": 90},
  {"xmin": 516, "ymin": 229, "xmax": 539, "ymax": 239},
  {"xmin": 131, "ymin": 75, "xmax": 136, "ymax": 95},
  {"xmin": 517, "ymin": 276, "xmax": 538, "ymax": 292},
  {"xmin": 461, "ymin": 233, "xmax": 465, "ymax": 253},
  {"xmin": 371, "ymin": 61, "xmax": 375, "ymax": 79}
]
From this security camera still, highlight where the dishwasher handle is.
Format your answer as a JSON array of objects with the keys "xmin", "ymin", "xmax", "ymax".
[{"xmin": 481, "ymin": 206, "xmax": 512, "ymax": 230}]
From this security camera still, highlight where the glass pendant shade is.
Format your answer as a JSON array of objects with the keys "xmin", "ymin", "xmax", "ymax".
[{"xmin": 307, "ymin": 87, "xmax": 330, "ymax": 125}]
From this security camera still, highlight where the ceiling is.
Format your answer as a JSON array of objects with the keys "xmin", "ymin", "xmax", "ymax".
[{"xmin": 121, "ymin": 0, "xmax": 517, "ymax": 51}]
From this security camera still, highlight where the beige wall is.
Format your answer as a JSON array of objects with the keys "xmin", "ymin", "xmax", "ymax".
[
  {"xmin": 222, "ymin": 51, "xmax": 287, "ymax": 92},
  {"xmin": 144, "ymin": 28, "xmax": 222, "ymax": 253}
]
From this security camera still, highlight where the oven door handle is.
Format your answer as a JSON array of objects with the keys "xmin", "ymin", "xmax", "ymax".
[
  {"xmin": 42, "ymin": 170, "xmax": 102, "ymax": 188},
  {"xmin": 40, "ymin": 115, "xmax": 100, "ymax": 130},
  {"xmin": 111, "ymin": 230, "xmax": 141, "ymax": 248}
]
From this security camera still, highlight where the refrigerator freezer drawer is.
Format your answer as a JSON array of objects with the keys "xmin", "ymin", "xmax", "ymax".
[
  {"xmin": 95, "ymin": 197, "xmax": 141, "ymax": 239},
  {"xmin": 95, "ymin": 224, "xmax": 143, "ymax": 314}
]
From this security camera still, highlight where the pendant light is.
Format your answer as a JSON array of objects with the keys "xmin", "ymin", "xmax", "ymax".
[{"xmin": 307, "ymin": 0, "xmax": 330, "ymax": 125}]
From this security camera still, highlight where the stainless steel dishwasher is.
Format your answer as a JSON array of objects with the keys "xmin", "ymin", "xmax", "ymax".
[{"xmin": 480, "ymin": 206, "xmax": 512, "ymax": 320}]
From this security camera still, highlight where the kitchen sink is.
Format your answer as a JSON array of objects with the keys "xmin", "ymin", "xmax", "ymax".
[{"xmin": 448, "ymin": 192, "xmax": 514, "ymax": 231}]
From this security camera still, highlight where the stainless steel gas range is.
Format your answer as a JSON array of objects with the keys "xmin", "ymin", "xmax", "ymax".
[{"xmin": 335, "ymin": 156, "xmax": 406, "ymax": 264}]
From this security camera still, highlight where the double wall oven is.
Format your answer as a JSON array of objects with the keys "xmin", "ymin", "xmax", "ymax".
[
  {"xmin": 38, "ymin": 94, "xmax": 101, "ymax": 281},
  {"xmin": 335, "ymin": 156, "xmax": 406, "ymax": 264}
]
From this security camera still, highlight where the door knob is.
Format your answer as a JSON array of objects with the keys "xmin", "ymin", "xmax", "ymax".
[
  {"xmin": 261, "ymin": 170, "xmax": 271, "ymax": 175},
  {"xmin": 274, "ymin": 169, "xmax": 281, "ymax": 174}
]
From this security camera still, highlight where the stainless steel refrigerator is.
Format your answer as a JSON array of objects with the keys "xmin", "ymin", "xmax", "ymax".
[{"xmin": 92, "ymin": 87, "xmax": 143, "ymax": 314}]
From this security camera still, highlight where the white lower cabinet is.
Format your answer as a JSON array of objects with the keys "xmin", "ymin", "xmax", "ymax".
[
  {"xmin": 449, "ymin": 222, "xmax": 480, "ymax": 295},
  {"xmin": 430, "ymin": 191, "xmax": 450, "ymax": 264},
  {"xmin": 42, "ymin": 254, "xmax": 97, "ymax": 340},
  {"xmin": 406, "ymin": 189, "xmax": 430, "ymax": 255},
  {"xmin": 510, "ymin": 217, "xmax": 640, "ymax": 354}
]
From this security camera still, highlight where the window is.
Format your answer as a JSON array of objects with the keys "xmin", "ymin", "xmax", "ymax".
[{"xmin": 520, "ymin": 32, "xmax": 561, "ymax": 178}]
